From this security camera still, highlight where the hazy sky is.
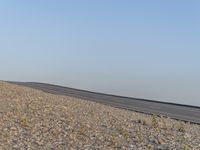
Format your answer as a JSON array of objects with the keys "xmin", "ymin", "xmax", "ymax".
[{"xmin": 0, "ymin": 1, "xmax": 200, "ymax": 106}]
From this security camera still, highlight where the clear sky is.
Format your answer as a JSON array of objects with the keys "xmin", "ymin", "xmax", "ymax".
[{"xmin": 0, "ymin": 1, "xmax": 200, "ymax": 106}]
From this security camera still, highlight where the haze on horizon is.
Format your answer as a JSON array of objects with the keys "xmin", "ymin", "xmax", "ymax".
[{"xmin": 0, "ymin": 1, "xmax": 200, "ymax": 106}]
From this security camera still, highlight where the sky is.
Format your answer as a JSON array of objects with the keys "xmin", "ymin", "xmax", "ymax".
[{"xmin": 0, "ymin": 1, "xmax": 200, "ymax": 106}]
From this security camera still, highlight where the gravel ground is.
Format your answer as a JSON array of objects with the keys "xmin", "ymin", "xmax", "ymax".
[{"xmin": 0, "ymin": 81, "xmax": 200, "ymax": 150}]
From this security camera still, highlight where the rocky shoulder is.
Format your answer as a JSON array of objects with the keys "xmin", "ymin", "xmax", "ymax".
[{"xmin": 0, "ymin": 81, "xmax": 200, "ymax": 149}]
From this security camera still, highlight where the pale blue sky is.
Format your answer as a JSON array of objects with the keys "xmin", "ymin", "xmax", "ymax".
[{"xmin": 0, "ymin": 1, "xmax": 200, "ymax": 106}]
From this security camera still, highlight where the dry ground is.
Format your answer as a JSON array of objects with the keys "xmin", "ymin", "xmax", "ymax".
[{"xmin": 0, "ymin": 81, "xmax": 200, "ymax": 150}]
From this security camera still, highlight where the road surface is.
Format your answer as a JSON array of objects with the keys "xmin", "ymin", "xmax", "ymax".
[{"xmin": 9, "ymin": 81, "xmax": 200, "ymax": 124}]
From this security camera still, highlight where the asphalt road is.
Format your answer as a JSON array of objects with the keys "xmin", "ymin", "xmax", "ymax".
[{"xmin": 9, "ymin": 81, "xmax": 200, "ymax": 124}]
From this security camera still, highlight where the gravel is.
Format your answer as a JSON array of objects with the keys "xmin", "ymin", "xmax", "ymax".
[{"xmin": 0, "ymin": 81, "xmax": 200, "ymax": 150}]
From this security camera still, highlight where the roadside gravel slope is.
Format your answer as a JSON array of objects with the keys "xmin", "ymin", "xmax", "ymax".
[{"xmin": 0, "ymin": 81, "xmax": 200, "ymax": 149}]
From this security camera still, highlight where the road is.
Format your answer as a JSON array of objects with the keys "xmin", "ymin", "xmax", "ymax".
[{"xmin": 9, "ymin": 81, "xmax": 200, "ymax": 124}]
